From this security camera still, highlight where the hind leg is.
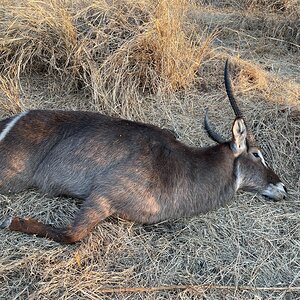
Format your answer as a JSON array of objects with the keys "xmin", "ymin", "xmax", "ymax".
[{"xmin": 0, "ymin": 195, "xmax": 114, "ymax": 244}]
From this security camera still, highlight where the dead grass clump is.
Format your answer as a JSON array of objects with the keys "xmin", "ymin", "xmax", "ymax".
[
  {"xmin": 232, "ymin": 58, "xmax": 268, "ymax": 93},
  {"xmin": 0, "ymin": 0, "xmax": 77, "ymax": 75},
  {"xmin": 100, "ymin": 0, "xmax": 210, "ymax": 91},
  {"xmin": 0, "ymin": 0, "xmax": 212, "ymax": 113},
  {"xmin": 224, "ymin": 57, "xmax": 300, "ymax": 108},
  {"xmin": 0, "ymin": 69, "xmax": 23, "ymax": 114},
  {"xmin": 200, "ymin": 0, "xmax": 300, "ymax": 51},
  {"xmin": 203, "ymin": 0, "xmax": 300, "ymax": 14},
  {"xmin": 245, "ymin": 0, "xmax": 300, "ymax": 13},
  {"xmin": 97, "ymin": 0, "xmax": 213, "ymax": 114}
]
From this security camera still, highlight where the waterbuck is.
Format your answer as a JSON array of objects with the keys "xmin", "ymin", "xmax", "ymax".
[{"xmin": 0, "ymin": 60, "xmax": 287, "ymax": 244}]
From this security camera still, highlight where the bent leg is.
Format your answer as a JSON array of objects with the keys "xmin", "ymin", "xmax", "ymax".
[{"xmin": 0, "ymin": 196, "xmax": 114, "ymax": 243}]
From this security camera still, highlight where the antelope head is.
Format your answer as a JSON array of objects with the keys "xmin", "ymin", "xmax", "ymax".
[{"xmin": 205, "ymin": 60, "xmax": 287, "ymax": 201}]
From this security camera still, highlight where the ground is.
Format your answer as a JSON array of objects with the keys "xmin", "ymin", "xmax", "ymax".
[{"xmin": 0, "ymin": 0, "xmax": 299, "ymax": 299}]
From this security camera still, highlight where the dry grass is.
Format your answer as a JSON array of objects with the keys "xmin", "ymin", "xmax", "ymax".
[
  {"xmin": 222, "ymin": 57, "xmax": 300, "ymax": 108},
  {"xmin": 0, "ymin": 0, "xmax": 213, "ymax": 115},
  {"xmin": 0, "ymin": 69, "xmax": 24, "ymax": 114},
  {"xmin": 0, "ymin": 0, "xmax": 299, "ymax": 299}
]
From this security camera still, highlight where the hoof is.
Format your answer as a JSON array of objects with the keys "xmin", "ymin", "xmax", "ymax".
[{"xmin": 0, "ymin": 216, "xmax": 12, "ymax": 229}]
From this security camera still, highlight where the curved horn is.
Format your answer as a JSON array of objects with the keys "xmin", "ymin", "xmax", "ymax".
[
  {"xmin": 224, "ymin": 59, "xmax": 256, "ymax": 146},
  {"xmin": 224, "ymin": 59, "xmax": 243, "ymax": 118},
  {"xmin": 204, "ymin": 109, "xmax": 226, "ymax": 144}
]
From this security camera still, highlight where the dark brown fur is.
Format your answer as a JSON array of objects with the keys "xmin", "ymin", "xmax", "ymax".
[
  {"xmin": 0, "ymin": 104, "xmax": 287, "ymax": 244},
  {"xmin": 0, "ymin": 110, "xmax": 243, "ymax": 243},
  {"xmin": 0, "ymin": 59, "xmax": 287, "ymax": 243},
  {"xmin": 0, "ymin": 61, "xmax": 287, "ymax": 243}
]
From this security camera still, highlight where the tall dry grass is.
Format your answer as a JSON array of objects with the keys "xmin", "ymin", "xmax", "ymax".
[
  {"xmin": 0, "ymin": 69, "xmax": 23, "ymax": 114},
  {"xmin": 200, "ymin": 0, "xmax": 300, "ymax": 53},
  {"xmin": 0, "ymin": 0, "xmax": 213, "ymax": 114},
  {"xmin": 224, "ymin": 57, "xmax": 300, "ymax": 108}
]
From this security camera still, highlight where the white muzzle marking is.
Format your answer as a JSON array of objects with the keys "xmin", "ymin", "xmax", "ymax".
[{"xmin": 262, "ymin": 182, "xmax": 287, "ymax": 201}]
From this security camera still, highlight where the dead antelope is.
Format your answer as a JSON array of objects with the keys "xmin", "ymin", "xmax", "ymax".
[{"xmin": 0, "ymin": 60, "xmax": 287, "ymax": 243}]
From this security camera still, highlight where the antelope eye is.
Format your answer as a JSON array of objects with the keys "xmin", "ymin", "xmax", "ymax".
[{"xmin": 253, "ymin": 152, "xmax": 259, "ymax": 158}]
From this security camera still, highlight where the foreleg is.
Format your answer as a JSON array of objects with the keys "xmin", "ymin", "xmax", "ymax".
[{"xmin": 0, "ymin": 196, "xmax": 113, "ymax": 244}]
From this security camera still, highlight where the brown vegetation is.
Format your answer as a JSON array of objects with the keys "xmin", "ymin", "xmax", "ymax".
[{"xmin": 0, "ymin": 0, "xmax": 299, "ymax": 299}]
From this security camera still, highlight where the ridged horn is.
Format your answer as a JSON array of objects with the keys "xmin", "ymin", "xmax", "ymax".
[
  {"xmin": 224, "ymin": 59, "xmax": 256, "ymax": 146},
  {"xmin": 204, "ymin": 109, "xmax": 226, "ymax": 144},
  {"xmin": 224, "ymin": 59, "xmax": 244, "ymax": 118}
]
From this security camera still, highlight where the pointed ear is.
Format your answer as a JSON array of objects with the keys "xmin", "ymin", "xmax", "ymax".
[{"xmin": 231, "ymin": 118, "xmax": 247, "ymax": 156}]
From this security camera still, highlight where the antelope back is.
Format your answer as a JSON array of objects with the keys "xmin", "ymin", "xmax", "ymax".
[{"xmin": 0, "ymin": 110, "xmax": 178, "ymax": 197}]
